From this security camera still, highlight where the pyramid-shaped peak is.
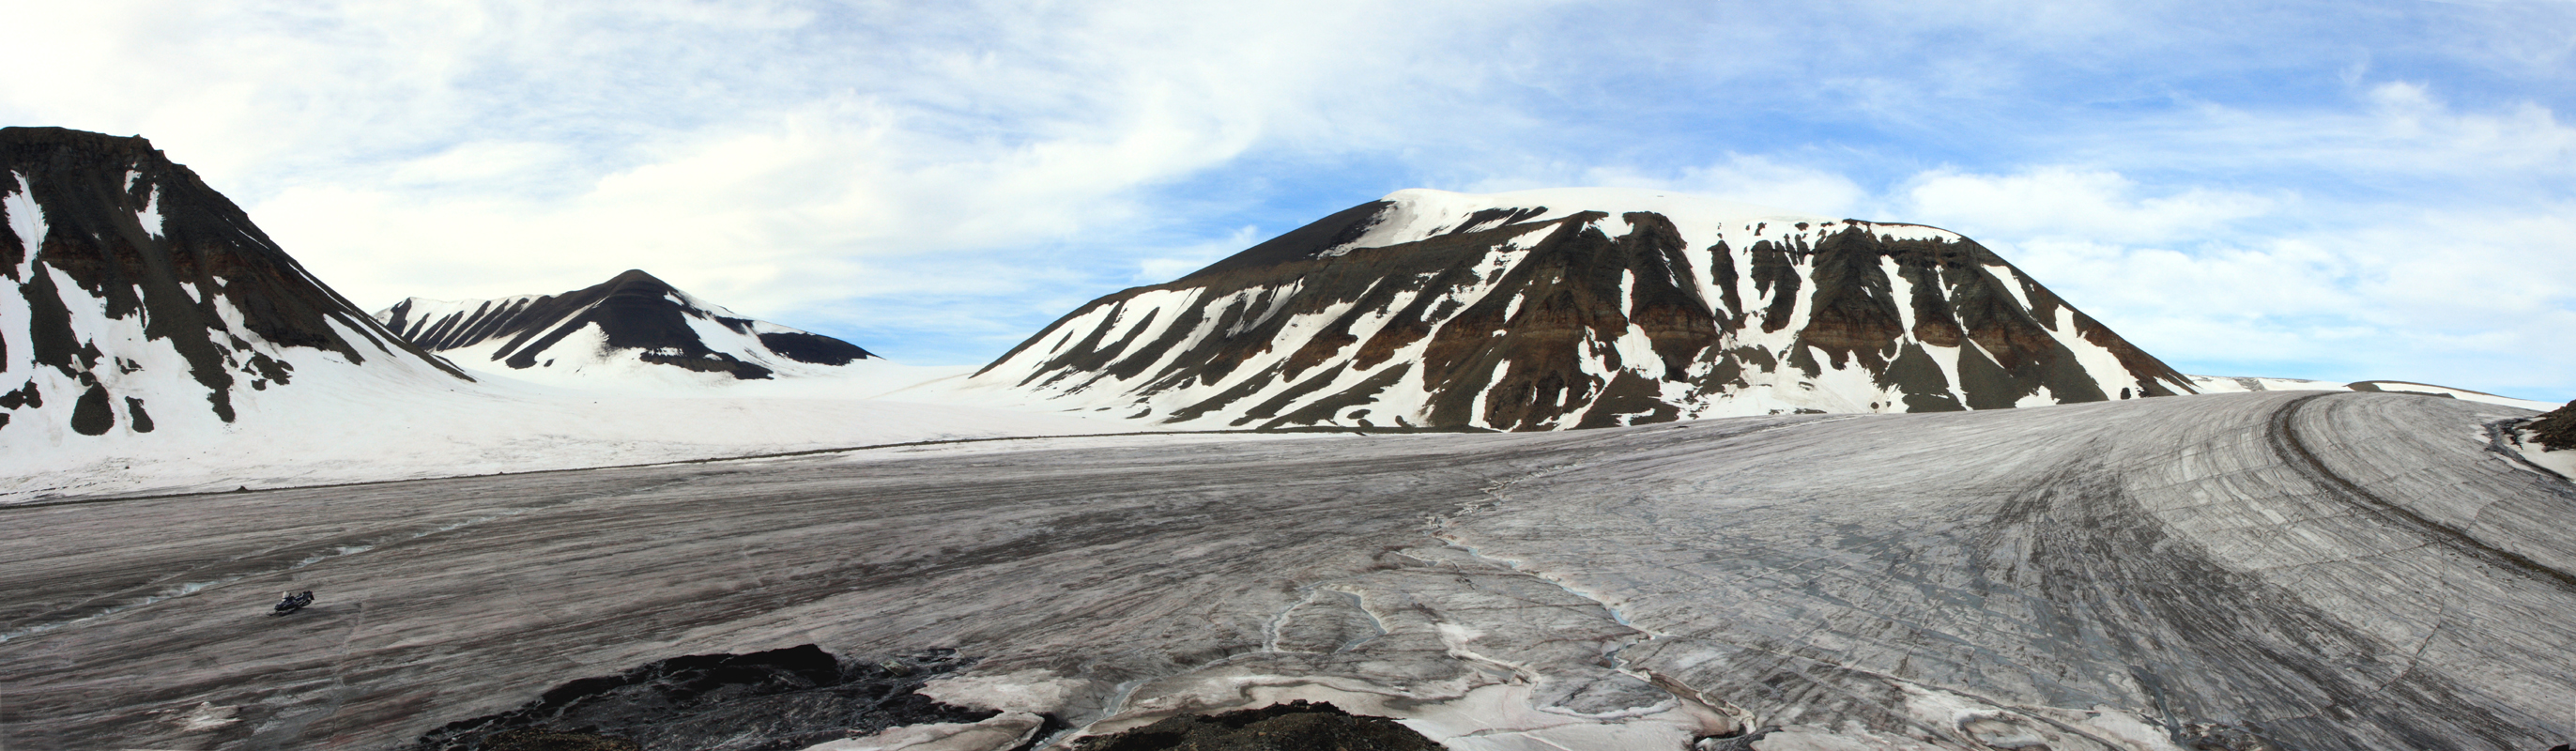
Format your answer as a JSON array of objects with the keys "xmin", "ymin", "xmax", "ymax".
[
  {"xmin": 376, "ymin": 268, "xmax": 878, "ymax": 381},
  {"xmin": 3, "ymin": 126, "xmax": 470, "ymax": 439},
  {"xmin": 603, "ymin": 268, "xmax": 673, "ymax": 289}
]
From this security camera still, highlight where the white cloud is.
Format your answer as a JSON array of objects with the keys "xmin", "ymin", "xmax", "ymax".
[
  {"xmin": 1133, "ymin": 226, "xmax": 1265, "ymax": 284},
  {"xmin": 1, "ymin": 1, "xmax": 1575, "ymax": 333},
  {"xmin": 1899, "ymin": 167, "xmax": 2276, "ymax": 245},
  {"xmin": 1576, "ymin": 156, "xmax": 1872, "ymax": 217},
  {"xmin": 1890, "ymin": 163, "xmax": 2576, "ymax": 397}
]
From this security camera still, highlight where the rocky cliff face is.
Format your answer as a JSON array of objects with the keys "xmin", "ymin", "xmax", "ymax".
[
  {"xmin": 0, "ymin": 127, "xmax": 468, "ymax": 441},
  {"xmin": 377, "ymin": 270, "xmax": 875, "ymax": 385},
  {"xmin": 2530, "ymin": 401, "xmax": 2576, "ymax": 452},
  {"xmin": 971, "ymin": 188, "xmax": 2195, "ymax": 431}
]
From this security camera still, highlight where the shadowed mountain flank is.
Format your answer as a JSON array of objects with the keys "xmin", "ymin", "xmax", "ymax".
[
  {"xmin": 0, "ymin": 127, "xmax": 469, "ymax": 438},
  {"xmin": 377, "ymin": 270, "xmax": 875, "ymax": 382},
  {"xmin": 973, "ymin": 188, "xmax": 2193, "ymax": 431}
]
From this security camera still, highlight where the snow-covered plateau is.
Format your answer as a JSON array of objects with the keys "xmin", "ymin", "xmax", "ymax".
[{"xmin": 4, "ymin": 391, "xmax": 2572, "ymax": 750}]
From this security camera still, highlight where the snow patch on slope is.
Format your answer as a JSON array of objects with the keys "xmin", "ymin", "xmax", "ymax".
[
  {"xmin": 2513, "ymin": 429, "xmax": 2576, "ymax": 480},
  {"xmin": 6, "ymin": 171, "xmax": 44, "ymax": 253}
]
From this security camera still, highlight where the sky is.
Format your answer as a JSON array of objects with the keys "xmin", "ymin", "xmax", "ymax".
[{"xmin": 4, "ymin": 0, "xmax": 2573, "ymax": 402}]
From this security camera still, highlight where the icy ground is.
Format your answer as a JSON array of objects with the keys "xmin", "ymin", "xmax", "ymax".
[{"xmin": 3, "ymin": 391, "xmax": 2572, "ymax": 750}]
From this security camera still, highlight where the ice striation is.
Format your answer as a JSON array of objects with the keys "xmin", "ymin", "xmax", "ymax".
[
  {"xmin": 0, "ymin": 127, "xmax": 471, "ymax": 447},
  {"xmin": 966, "ymin": 188, "xmax": 2196, "ymax": 431},
  {"xmin": 376, "ymin": 269, "xmax": 876, "ymax": 388}
]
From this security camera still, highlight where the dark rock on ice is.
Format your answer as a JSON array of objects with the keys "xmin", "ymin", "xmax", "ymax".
[
  {"xmin": 1690, "ymin": 726, "xmax": 1773, "ymax": 751},
  {"xmin": 411, "ymin": 645, "xmax": 991, "ymax": 751},
  {"xmin": 1068, "ymin": 700, "xmax": 1439, "ymax": 751}
]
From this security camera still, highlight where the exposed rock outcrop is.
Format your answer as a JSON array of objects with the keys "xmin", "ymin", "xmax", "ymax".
[{"xmin": 2530, "ymin": 401, "xmax": 2576, "ymax": 452}]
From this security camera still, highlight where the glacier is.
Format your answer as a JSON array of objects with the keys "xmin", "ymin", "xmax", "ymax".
[{"xmin": 2, "ymin": 391, "xmax": 2570, "ymax": 750}]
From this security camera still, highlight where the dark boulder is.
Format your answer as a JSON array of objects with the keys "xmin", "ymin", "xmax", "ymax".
[
  {"xmin": 410, "ymin": 645, "xmax": 991, "ymax": 751},
  {"xmin": 1067, "ymin": 700, "xmax": 1440, "ymax": 751}
]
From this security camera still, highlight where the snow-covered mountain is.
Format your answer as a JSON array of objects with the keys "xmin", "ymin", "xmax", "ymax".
[
  {"xmin": 0, "ymin": 129, "xmax": 1132, "ymax": 502},
  {"xmin": 0, "ymin": 127, "xmax": 471, "ymax": 444},
  {"xmin": 967, "ymin": 188, "xmax": 2196, "ymax": 431},
  {"xmin": 376, "ymin": 270, "xmax": 882, "ymax": 390}
]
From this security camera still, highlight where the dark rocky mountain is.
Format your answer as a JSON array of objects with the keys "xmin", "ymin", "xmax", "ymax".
[
  {"xmin": 970, "ymin": 188, "xmax": 2195, "ymax": 431},
  {"xmin": 0, "ymin": 127, "xmax": 469, "ymax": 440},
  {"xmin": 376, "ymin": 270, "xmax": 874, "ymax": 383}
]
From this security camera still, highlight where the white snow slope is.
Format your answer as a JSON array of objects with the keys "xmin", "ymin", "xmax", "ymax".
[
  {"xmin": 2186, "ymin": 374, "xmax": 2560, "ymax": 411},
  {"xmin": 0, "ymin": 367, "xmax": 1143, "ymax": 504}
]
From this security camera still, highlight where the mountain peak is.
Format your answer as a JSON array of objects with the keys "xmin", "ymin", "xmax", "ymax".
[
  {"xmin": 377, "ymin": 270, "xmax": 876, "ymax": 385},
  {"xmin": 974, "ymin": 188, "xmax": 2190, "ymax": 431},
  {"xmin": 0, "ymin": 127, "xmax": 158, "ymax": 157},
  {"xmin": 603, "ymin": 268, "xmax": 672, "ymax": 289},
  {"xmin": 3, "ymin": 127, "xmax": 470, "ymax": 440}
]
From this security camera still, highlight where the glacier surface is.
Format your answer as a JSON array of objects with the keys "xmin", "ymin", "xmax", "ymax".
[{"xmin": 2, "ymin": 391, "xmax": 2570, "ymax": 750}]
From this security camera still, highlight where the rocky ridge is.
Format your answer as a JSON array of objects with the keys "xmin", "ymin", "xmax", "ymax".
[
  {"xmin": 376, "ymin": 269, "xmax": 875, "ymax": 384},
  {"xmin": 0, "ymin": 127, "xmax": 469, "ymax": 443}
]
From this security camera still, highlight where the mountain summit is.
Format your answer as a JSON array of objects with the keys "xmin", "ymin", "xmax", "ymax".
[
  {"xmin": 0, "ymin": 127, "xmax": 468, "ymax": 441},
  {"xmin": 971, "ymin": 188, "xmax": 2194, "ymax": 430},
  {"xmin": 377, "ymin": 270, "xmax": 875, "ymax": 386}
]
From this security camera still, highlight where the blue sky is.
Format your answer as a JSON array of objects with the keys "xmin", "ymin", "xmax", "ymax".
[{"xmin": 6, "ymin": 0, "xmax": 2573, "ymax": 401}]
